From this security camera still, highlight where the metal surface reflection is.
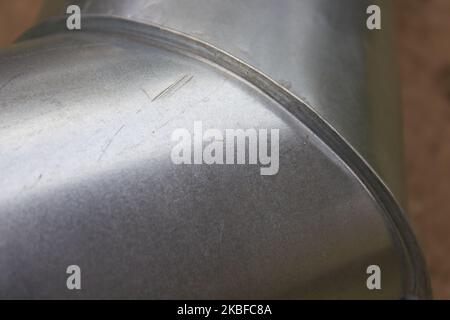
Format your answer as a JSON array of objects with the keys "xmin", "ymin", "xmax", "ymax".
[{"xmin": 0, "ymin": 0, "xmax": 429, "ymax": 299}]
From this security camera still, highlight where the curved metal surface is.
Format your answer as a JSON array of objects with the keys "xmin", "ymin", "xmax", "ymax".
[
  {"xmin": 39, "ymin": 0, "xmax": 406, "ymax": 206},
  {"xmin": 0, "ymin": 1, "xmax": 429, "ymax": 299}
]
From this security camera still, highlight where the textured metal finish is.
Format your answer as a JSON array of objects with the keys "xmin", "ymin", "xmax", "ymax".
[
  {"xmin": 0, "ymin": 0, "xmax": 429, "ymax": 299},
  {"xmin": 39, "ymin": 0, "xmax": 406, "ymax": 205}
]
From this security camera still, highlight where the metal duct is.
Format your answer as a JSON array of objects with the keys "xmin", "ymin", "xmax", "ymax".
[{"xmin": 0, "ymin": 0, "xmax": 430, "ymax": 299}]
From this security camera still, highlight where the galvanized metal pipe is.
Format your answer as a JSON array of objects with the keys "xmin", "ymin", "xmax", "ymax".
[{"xmin": 0, "ymin": 0, "xmax": 429, "ymax": 298}]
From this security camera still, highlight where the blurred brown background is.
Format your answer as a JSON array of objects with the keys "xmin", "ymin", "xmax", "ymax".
[
  {"xmin": 394, "ymin": 0, "xmax": 450, "ymax": 299},
  {"xmin": 0, "ymin": 0, "xmax": 449, "ymax": 299}
]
